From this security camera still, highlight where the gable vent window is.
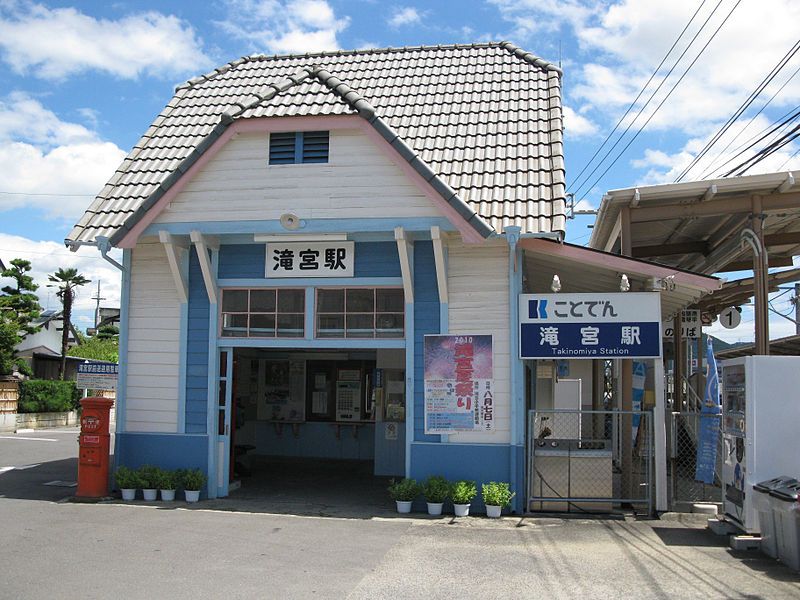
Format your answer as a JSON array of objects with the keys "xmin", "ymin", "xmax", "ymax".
[{"xmin": 269, "ymin": 131, "xmax": 329, "ymax": 165}]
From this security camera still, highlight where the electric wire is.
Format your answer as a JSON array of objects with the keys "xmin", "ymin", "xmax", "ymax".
[
  {"xmin": 697, "ymin": 61, "xmax": 800, "ymax": 179},
  {"xmin": 707, "ymin": 106, "xmax": 800, "ymax": 176},
  {"xmin": 574, "ymin": 0, "xmax": 743, "ymax": 203},
  {"xmin": 675, "ymin": 37, "xmax": 800, "ymax": 182},
  {"xmin": 570, "ymin": 0, "xmax": 727, "ymax": 199},
  {"xmin": 723, "ymin": 122, "xmax": 800, "ymax": 176},
  {"xmin": 566, "ymin": 0, "xmax": 709, "ymax": 193}
]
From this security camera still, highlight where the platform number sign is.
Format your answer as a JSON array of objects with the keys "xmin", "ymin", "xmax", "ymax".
[{"xmin": 719, "ymin": 306, "xmax": 741, "ymax": 329}]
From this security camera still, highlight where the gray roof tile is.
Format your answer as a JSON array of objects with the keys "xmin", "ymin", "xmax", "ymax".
[{"xmin": 68, "ymin": 41, "xmax": 565, "ymax": 245}]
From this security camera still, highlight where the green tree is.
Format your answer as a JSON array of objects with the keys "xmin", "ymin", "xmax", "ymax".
[
  {"xmin": 47, "ymin": 268, "xmax": 90, "ymax": 380},
  {"xmin": 68, "ymin": 336, "xmax": 118, "ymax": 363},
  {"xmin": 0, "ymin": 259, "xmax": 43, "ymax": 376}
]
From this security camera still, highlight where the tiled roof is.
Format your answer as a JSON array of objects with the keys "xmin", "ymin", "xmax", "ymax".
[{"xmin": 67, "ymin": 42, "xmax": 565, "ymax": 246}]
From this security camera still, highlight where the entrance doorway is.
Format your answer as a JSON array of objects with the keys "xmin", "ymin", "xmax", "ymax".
[{"xmin": 219, "ymin": 348, "xmax": 407, "ymax": 505}]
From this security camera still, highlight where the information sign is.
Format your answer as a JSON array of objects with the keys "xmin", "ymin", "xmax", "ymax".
[
  {"xmin": 519, "ymin": 293, "xmax": 662, "ymax": 359},
  {"xmin": 662, "ymin": 310, "xmax": 701, "ymax": 339},
  {"xmin": 424, "ymin": 335, "xmax": 494, "ymax": 434},
  {"xmin": 266, "ymin": 241, "xmax": 354, "ymax": 278},
  {"xmin": 76, "ymin": 362, "xmax": 118, "ymax": 390}
]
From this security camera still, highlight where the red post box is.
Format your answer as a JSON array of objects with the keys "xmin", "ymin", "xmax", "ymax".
[{"xmin": 76, "ymin": 396, "xmax": 114, "ymax": 498}]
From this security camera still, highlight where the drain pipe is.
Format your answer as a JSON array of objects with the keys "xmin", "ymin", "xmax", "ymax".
[{"xmin": 65, "ymin": 237, "xmax": 124, "ymax": 272}]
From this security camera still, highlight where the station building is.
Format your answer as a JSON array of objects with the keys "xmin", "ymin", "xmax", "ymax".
[{"xmin": 67, "ymin": 43, "xmax": 719, "ymax": 513}]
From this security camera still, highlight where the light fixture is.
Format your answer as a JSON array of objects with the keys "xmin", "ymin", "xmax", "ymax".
[
  {"xmin": 620, "ymin": 273, "xmax": 630, "ymax": 292},
  {"xmin": 551, "ymin": 275, "xmax": 561, "ymax": 293}
]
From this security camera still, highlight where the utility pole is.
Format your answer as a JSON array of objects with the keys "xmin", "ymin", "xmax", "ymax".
[{"xmin": 91, "ymin": 280, "xmax": 106, "ymax": 329}]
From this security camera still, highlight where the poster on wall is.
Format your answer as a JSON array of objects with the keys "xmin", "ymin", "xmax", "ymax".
[
  {"xmin": 423, "ymin": 334, "xmax": 494, "ymax": 434},
  {"xmin": 256, "ymin": 360, "xmax": 306, "ymax": 422}
]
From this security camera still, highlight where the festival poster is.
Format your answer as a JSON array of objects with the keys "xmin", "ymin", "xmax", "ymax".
[{"xmin": 424, "ymin": 335, "xmax": 494, "ymax": 434}]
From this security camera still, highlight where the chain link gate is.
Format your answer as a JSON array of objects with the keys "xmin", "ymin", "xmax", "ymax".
[
  {"xmin": 527, "ymin": 409, "xmax": 654, "ymax": 515},
  {"xmin": 667, "ymin": 411, "xmax": 723, "ymax": 507}
]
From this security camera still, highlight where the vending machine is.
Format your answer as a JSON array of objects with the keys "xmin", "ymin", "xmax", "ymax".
[{"xmin": 721, "ymin": 356, "xmax": 800, "ymax": 533}]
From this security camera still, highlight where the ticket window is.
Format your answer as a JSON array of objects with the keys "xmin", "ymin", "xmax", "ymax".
[{"xmin": 306, "ymin": 360, "xmax": 376, "ymax": 422}]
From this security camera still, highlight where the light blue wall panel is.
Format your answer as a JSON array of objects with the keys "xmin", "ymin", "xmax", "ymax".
[
  {"xmin": 248, "ymin": 422, "xmax": 375, "ymax": 460},
  {"xmin": 185, "ymin": 248, "xmax": 209, "ymax": 433},
  {"xmin": 115, "ymin": 433, "xmax": 209, "ymax": 475}
]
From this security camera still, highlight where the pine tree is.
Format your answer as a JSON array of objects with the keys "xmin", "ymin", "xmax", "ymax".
[{"xmin": 0, "ymin": 259, "xmax": 43, "ymax": 376}]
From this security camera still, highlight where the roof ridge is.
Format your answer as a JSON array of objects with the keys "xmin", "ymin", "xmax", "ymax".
[{"xmin": 498, "ymin": 41, "xmax": 562, "ymax": 75}]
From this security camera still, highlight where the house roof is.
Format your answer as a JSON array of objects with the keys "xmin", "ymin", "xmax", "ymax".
[{"xmin": 67, "ymin": 42, "xmax": 565, "ymax": 247}]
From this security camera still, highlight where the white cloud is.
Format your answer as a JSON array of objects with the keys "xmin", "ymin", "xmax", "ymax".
[
  {"xmin": 217, "ymin": 0, "xmax": 350, "ymax": 54},
  {"xmin": 0, "ymin": 234, "xmax": 122, "ymax": 315},
  {"xmin": 0, "ymin": 1, "xmax": 211, "ymax": 80},
  {"xmin": 389, "ymin": 7, "xmax": 422, "ymax": 28},
  {"xmin": 563, "ymin": 105, "xmax": 599, "ymax": 138},
  {"xmin": 0, "ymin": 93, "xmax": 126, "ymax": 220}
]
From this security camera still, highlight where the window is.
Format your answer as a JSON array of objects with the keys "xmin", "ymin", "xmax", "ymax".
[
  {"xmin": 221, "ymin": 289, "xmax": 305, "ymax": 338},
  {"xmin": 316, "ymin": 288, "xmax": 404, "ymax": 339},
  {"xmin": 269, "ymin": 131, "xmax": 330, "ymax": 165}
]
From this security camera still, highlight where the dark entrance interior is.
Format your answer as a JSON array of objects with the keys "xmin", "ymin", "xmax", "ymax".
[{"xmin": 225, "ymin": 348, "xmax": 406, "ymax": 514}]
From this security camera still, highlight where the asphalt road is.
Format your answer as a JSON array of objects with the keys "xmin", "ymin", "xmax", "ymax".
[{"xmin": 1, "ymin": 428, "xmax": 799, "ymax": 599}]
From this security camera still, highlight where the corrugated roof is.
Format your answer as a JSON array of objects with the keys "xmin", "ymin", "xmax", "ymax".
[{"xmin": 67, "ymin": 42, "xmax": 565, "ymax": 246}]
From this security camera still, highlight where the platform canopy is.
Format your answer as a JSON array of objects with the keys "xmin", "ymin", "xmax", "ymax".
[{"xmin": 520, "ymin": 238, "xmax": 722, "ymax": 320}]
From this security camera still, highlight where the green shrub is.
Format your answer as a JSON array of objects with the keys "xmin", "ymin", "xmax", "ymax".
[
  {"xmin": 388, "ymin": 478, "xmax": 421, "ymax": 502},
  {"xmin": 451, "ymin": 480, "xmax": 477, "ymax": 505},
  {"xmin": 181, "ymin": 468, "xmax": 207, "ymax": 491},
  {"xmin": 17, "ymin": 380, "xmax": 80, "ymax": 413},
  {"xmin": 482, "ymin": 482, "xmax": 515, "ymax": 507},
  {"xmin": 114, "ymin": 466, "xmax": 141, "ymax": 489},
  {"xmin": 423, "ymin": 475, "xmax": 451, "ymax": 503},
  {"xmin": 156, "ymin": 469, "xmax": 178, "ymax": 490},
  {"xmin": 137, "ymin": 465, "xmax": 162, "ymax": 489}
]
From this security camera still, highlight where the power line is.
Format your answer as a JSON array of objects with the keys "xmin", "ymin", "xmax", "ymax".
[
  {"xmin": 575, "ymin": 0, "xmax": 743, "ymax": 203},
  {"xmin": 566, "ymin": 0, "xmax": 709, "ymax": 192},
  {"xmin": 676, "ymin": 37, "xmax": 800, "ymax": 182},
  {"xmin": 723, "ymin": 122, "xmax": 800, "ymax": 176},
  {"xmin": 697, "ymin": 61, "xmax": 800, "ymax": 179}
]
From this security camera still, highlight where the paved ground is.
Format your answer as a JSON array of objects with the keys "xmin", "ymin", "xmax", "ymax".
[{"xmin": 1, "ymin": 428, "xmax": 799, "ymax": 599}]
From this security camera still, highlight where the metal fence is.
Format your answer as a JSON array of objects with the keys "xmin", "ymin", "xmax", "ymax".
[
  {"xmin": 527, "ymin": 409, "xmax": 653, "ymax": 515},
  {"xmin": 667, "ymin": 411, "xmax": 722, "ymax": 507}
]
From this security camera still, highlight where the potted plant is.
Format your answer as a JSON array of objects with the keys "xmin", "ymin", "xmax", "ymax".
[
  {"xmin": 158, "ymin": 469, "xmax": 178, "ymax": 501},
  {"xmin": 388, "ymin": 478, "xmax": 421, "ymax": 513},
  {"xmin": 137, "ymin": 465, "xmax": 161, "ymax": 501},
  {"xmin": 451, "ymin": 480, "xmax": 477, "ymax": 517},
  {"xmin": 423, "ymin": 475, "xmax": 451, "ymax": 516},
  {"xmin": 181, "ymin": 468, "xmax": 207, "ymax": 503},
  {"xmin": 482, "ymin": 481, "xmax": 515, "ymax": 518},
  {"xmin": 115, "ymin": 466, "xmax": 140, "ymax": 501}
]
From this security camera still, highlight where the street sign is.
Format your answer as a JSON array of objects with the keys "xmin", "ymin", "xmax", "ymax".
[
  {"xmin": 519, "ymin": 293, "xmax": 662, "ymax": 359},
  {"xmin": 719, "ymin": 306, "xmax": 741, "ymax": 329}
]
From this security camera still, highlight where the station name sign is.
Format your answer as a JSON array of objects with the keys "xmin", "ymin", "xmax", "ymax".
[
  {"xmin": 266, "ymin": 241, "xmax": 354, "ymax": 278},
  {"xmin": 519, "ymin": 293, "xmax": 662, "ymax": 359}
]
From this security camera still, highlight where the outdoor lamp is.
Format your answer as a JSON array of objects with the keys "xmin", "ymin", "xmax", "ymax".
[
  {"xmin": 551, "ymin": 275, "xmax": 561, "ymax": 293},
  {"xmin": 620, "ymin": 273, "xmax": 630, "ymax": 292}
]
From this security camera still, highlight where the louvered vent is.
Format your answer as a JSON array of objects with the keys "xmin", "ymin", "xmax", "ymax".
[
  {"xmin": 269, "ymin": 132, "xmax": 297, "ymax": 164},
  {"xmin": 301, "ymin": 131, "xmax": 329, "ymax": 163}
]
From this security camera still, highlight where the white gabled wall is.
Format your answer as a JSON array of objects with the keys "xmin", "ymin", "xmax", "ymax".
[
  {"xmin": 446, "ymin": 239, "xmax": 511, "ymax": 444},
  {"xmin": 125, "ymin": 241, "xmax": 180, "ymax": 432},
  {"xmin": 153, "ymin": 129, "xmax": 443, "ymax": 224}
]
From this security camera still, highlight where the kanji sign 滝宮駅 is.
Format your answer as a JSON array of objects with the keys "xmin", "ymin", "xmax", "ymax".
[
  {"xmin": 266, "ymin": 242, "xmax": 354, "ymax": 278},
  {"xmin": 424, "ymin": 335, "xmax": 494, "ymax": 434},
  {"xmin": 519, "ymin": 293, "xmax": 662, "ymax": 359}
]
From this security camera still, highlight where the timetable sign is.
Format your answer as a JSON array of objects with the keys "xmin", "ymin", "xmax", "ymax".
[{"xmin": 266, "ymin": 241, "xmax": 355, "ymax": 278}]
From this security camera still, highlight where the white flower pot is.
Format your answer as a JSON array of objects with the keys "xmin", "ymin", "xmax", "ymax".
[
  {"xmin": 185, "ymin": 490, "xmax": 201, "ymax": 503},
  {"xmin": 427, "ymin": 502, "xmax": 444, "ymax": 516},
  {"xmin": 453, "ymin": 503, "xmax": 470, "ymax": 517},
  {"xmin": 486, "ymin": 504, "xmax": 502, "ymax": 518},
  {"xmin": 161, "ymin": 489, "xmax": 176, "ymax": 502},
  {"xmin": 142, "ymin": 489, "xmax": 158, "ymax": 501},
  {"xmin": 395, "ymin": 500, "xmax": 413, "ymax": 513},
  {"xmin": 121, "ymin": 488, "xmax": 136, "ymax": 501}
]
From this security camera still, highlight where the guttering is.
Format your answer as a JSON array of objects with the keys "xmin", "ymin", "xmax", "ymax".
[{"xmin": 64, "ymin": 236, "xmax": 124, "ymax": 272}]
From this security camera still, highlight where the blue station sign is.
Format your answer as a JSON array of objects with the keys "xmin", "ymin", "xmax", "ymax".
[{"xmin": 519, "ymin": 292, "xmax": 662, "ymax": 359}]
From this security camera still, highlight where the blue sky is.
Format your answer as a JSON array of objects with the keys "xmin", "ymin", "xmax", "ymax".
[{"xmin": 0, "ymin": 0, "xmax": 798, "ymax": 341}]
